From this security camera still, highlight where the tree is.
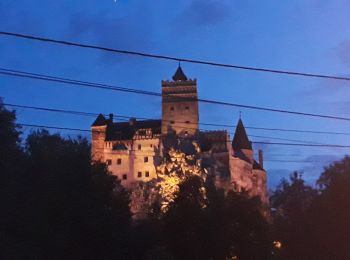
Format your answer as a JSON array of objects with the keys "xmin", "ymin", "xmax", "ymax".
[
  {"xmin": 161, "ymin": 175, "xmax": 272, "ymax": 260},
  {"xmin": 303, "ymin": 156, "xmax": 350, "ymax": 259},
  {"xmin": 0, "ymin": 100, "xmax": 23, "ymax": 173},
  {"xmin": 270, "ymin": 172, "xmax": 317, "ymax": 259},
  {"xmin": 0, "ymin": 129, "xmax": 131, "ymax": 260}
]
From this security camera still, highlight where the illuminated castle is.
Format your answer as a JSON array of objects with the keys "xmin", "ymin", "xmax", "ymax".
[{"xmin": 91, "ymin": 66, "xmax": 267, "ymax": 204}]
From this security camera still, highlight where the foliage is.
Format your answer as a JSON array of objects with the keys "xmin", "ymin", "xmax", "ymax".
[
  {"xmin": 162, "ymin": 176, "xmax": 272, "ymax": 260},
  {"xmin": 156, "ymin": 134, "xmax": 207, "ymax": 212},
  {"xmin": 270, "ymin": 172, "xmax": 317, "ymax": 259},
  {"xmin": 0, "ymin": 104, "xmax": 132, "ymax": 260}
]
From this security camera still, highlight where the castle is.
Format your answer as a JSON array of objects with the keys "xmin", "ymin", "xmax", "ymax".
[{"xmin": 91, "ymin": 66, "xmax": 268, "ymax": 205}]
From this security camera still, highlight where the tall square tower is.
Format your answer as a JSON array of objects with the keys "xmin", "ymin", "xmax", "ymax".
[{"xmin": 161, "ymin": 65, "xmax": 199, "ymax": 135}]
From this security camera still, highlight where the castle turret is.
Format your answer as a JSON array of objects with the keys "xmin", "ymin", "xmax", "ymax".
[
  {"xmin": 232, "ymin": 118, "xmax": 253, "ymax": 162},
  {"xmin": 91, "ymin": 114, "xmax": 108, "ymax": 161},
  {"xmin": 161, "ymin": 65, "xmax": 199, "ymax": 136}
]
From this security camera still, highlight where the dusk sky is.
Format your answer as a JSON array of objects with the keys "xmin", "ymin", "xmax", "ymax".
[{"xmin": 1, "ymin": 0, "xmax": 350, "ymax": 189}]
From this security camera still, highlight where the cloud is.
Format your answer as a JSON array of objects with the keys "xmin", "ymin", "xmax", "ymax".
[
  {"xmin": 173, "ymin": 0, "xmax": 233, "ymax": 32},
  {"xmin": 337, "ymin": 40, "xmax": 350, "ymax": 68},
  {"xmin": 266, "ymin": 168, "xmax": 290, "ymax": 189},
  {"xmin": 299, "ymin": 154, "xmax": 340, "ymax": 184},
  {"xmin": 67, "ymin": 9, "xmax": 157, "ymax": 64}
]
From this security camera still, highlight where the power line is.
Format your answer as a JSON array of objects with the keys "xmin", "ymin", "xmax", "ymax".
[
  {"xmin": 17, "ymin": 122, "xmax": 350, "ymax": 149},
  {"xmin": 6, "ymin": 103, "xmax": 350, "ymax": 136},
  {"xmin": 253, "ymin": 141, "xmax": 350, "ymax": 148},
  {"xmin": 8, "ymin": 102, "xmax": 350, "ymax": 136},
  {"xmin": 249, "ymin": 134, "xmax": 324, "ymax": 145},
  {"xmin": 5, "ymin": 103, "xmax": 346, "ymax": 146},
  {"xmin": 264, "ymin": 159, "xmax": 335, "ymax": 163},
  {"xmin": 1, "ymin": 31, "xmax": 350, "ymax": 81},
  {"xmin": 2, "ymin": 67, "xmax": 350, "ymax": 122}
]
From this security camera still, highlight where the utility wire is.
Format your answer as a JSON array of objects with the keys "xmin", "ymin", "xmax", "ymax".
[
  {"xmin": 16, "ymin": 122, "xmax": 350, "ymax": 148},
  {"xmin": 4, "ymin": 103, "xmax": 343, "ymax": 145},
  {"xmin": 2, "ymin": 67, "xmax": 350, "ymax": 122},
  {"xmin": 7, "ymin": 103, "xmax": 350, "ymax": 136},
  {"xmin": 253, "ymin": 141, "xmax": 350, "ymax": 148},
  {"xmin": 1, "ymin": 31, "xmax": 350, "ymax": 81}
]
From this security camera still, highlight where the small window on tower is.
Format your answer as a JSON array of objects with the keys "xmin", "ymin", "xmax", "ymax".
[
  {"xmin": 170, "ymin": 121, "xmax": 175, "ymax": 124},
  {"xmin": 144, "ymin": 157, "xmax": 148, "ymax": 163},
  {"xmin": 117, "ymin": 158, "xmax": 122, "ymax": 165},
  {"xmin": 122, "ymin": 174, "xmax": 127, "ymax": 180},
  {"xmin": 106, "ymin": 159, "xmax": 112, "ymax": 165},
  {"xmin": 185, "ymin": 106, "xmax": 189, "ymax": 110},
  {"xmin": 145, "ymin": 171, "xmax": 150, "ymax": 177},
  {"xmin": 185, "ymin": 121, "xmax": 190, "ymax": 124},
  {"xmin": 170, "ymin": 107, "xmax": 174, "ymax": 111},
  {"xmin": 138, "ymin": 144, "xmax": 141, "ymax": 150},
  {"xmin": 137, "ymin": 172, "xmax": 142, "ymax": 178}
]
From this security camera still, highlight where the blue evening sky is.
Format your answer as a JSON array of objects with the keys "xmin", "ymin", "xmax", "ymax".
[{"xmin": 1, "ymin": 0, "xmax": 350, "ymax": 189}]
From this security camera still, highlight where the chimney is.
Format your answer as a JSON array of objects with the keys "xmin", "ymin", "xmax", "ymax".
[
  {"xmin": 109, "ymin": 113, "xmax": 113, "ymax": 122},
  {"xmin": 258, "ymin": 149, "xmax": 264, "ymax": 169},
  {"xmin": 129, "ymin": 117, "xmax": 136, "ymax": 126}
]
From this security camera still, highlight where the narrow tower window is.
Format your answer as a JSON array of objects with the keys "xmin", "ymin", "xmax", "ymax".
[
  {"xmin": 145, "ymin": 171, "xmax": 150, "ymax": 177},
  {"xmin": 138, "ymin": 144, "xmax": 141, "ymax": 150},
  {"xmin": 117, "ymin": 158, "xmax": 122, "ymax": 165},
  {"xmin": 144, "ymin": 157, "xmax": 148, "ymax": 163},
  {"xmin": 137, "ymin": 172, "xmax": 142, "ymax": 178}
]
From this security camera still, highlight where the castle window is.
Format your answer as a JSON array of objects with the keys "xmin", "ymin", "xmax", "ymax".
[
  {"xmin": 117, "ymin": 158, "xmax": 122, "ymax": 165},
  {"xmin": 138, "ymin": 144, "xmax": 141, "ymax": 150},
  {"xmin": 144, "ymin": 157, "xmax": 148, "ymax": 163},
  {"xmin": 185, "ymin": 106, "xmax": 189, "ymax": 110},
  {"xmin": 122, "ymin": 174, "xmax": 127, "ymax": 180},
  {"xmin": 106, "ymin": 159, "xmax": 112, "ymax": 165},
  {"xmin": 150, "ymin": 144, "xmax": 153, "ymax": 148},
  {"xmin": 185, "ymin": 121, "xmax": 190, "ymax": 124},
  {"xmin": 145, "ymin": 171, "xmax": 150, "ymax": 177},
  {"xmin": 170, "ymin": 106, "xmax": 174, "ymax": 111},
  {"xmin": 137, "ymin": 172, "xmax": 142, "ymax": 178},
  {"xmin": 138, "ymin": 130, "xmax": 146, "ymax": 136},
  {"xmin": 170, "ymin": 121, "xmax": 175, "ymax": 124}
]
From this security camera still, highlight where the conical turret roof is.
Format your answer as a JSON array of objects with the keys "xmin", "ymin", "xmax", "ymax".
[
  {"xmin": 232, "ymin": 118, "xmax": 252, "ymax": 150},
  {"xmin": 91, "ymin": 114, "xmax": 107, "ymax": 126},
  {"xmin": 172, "ymin": 65, "xmax": 188, "ymax": 81}
]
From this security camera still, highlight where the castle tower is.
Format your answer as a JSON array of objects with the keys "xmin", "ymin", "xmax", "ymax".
[
  {"xmin": 91, "ymin": 114, "xmax": 109, "ymax": 161},
  {"xmin": 232, "ymin": 118, "xmax": 253, "ymax": 162},
  {"xmin": 161, "ymin": 65, "xmax": 199, "ymax": 135}
]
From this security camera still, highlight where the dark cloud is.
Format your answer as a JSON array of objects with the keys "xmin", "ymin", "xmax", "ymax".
[
  {"xmin": 173, "ymin": 0, "xmax": 233, "ymax": 32},
  {"xmin": 68, "ymin": 9, "xmax": 157, "ymax": 64},
  {"xmin": 299, "ymin": 154, "xmax": 340, "ymax": 184}
]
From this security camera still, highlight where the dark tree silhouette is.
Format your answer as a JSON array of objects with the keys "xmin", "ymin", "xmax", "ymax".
[
  {"xmin": 304, "ymin": 156, "xmax": 350, "ymax": 259},
  {"xmin": 162, "ymin": 175, "xmax": 271, "ymax": 260},
  {"xmin": 270, "ymin": 172, "xmax": 317, "ymax": 259},
  {"xmin": 0, "ymin": 119, "xmax": 131, "ymax": 259}
]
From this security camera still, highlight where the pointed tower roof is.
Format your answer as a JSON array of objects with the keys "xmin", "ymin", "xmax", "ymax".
[
  {"xmin": 91, "ymin": 114, "xmax": 107, "ymax": 126},
  {"xmin": 172, "ymin": 65, "xmax": 188, "ymax": 81},
  {"xmin": 232, "ymin": 119, "xmax": 252, "ymax": 150}
]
